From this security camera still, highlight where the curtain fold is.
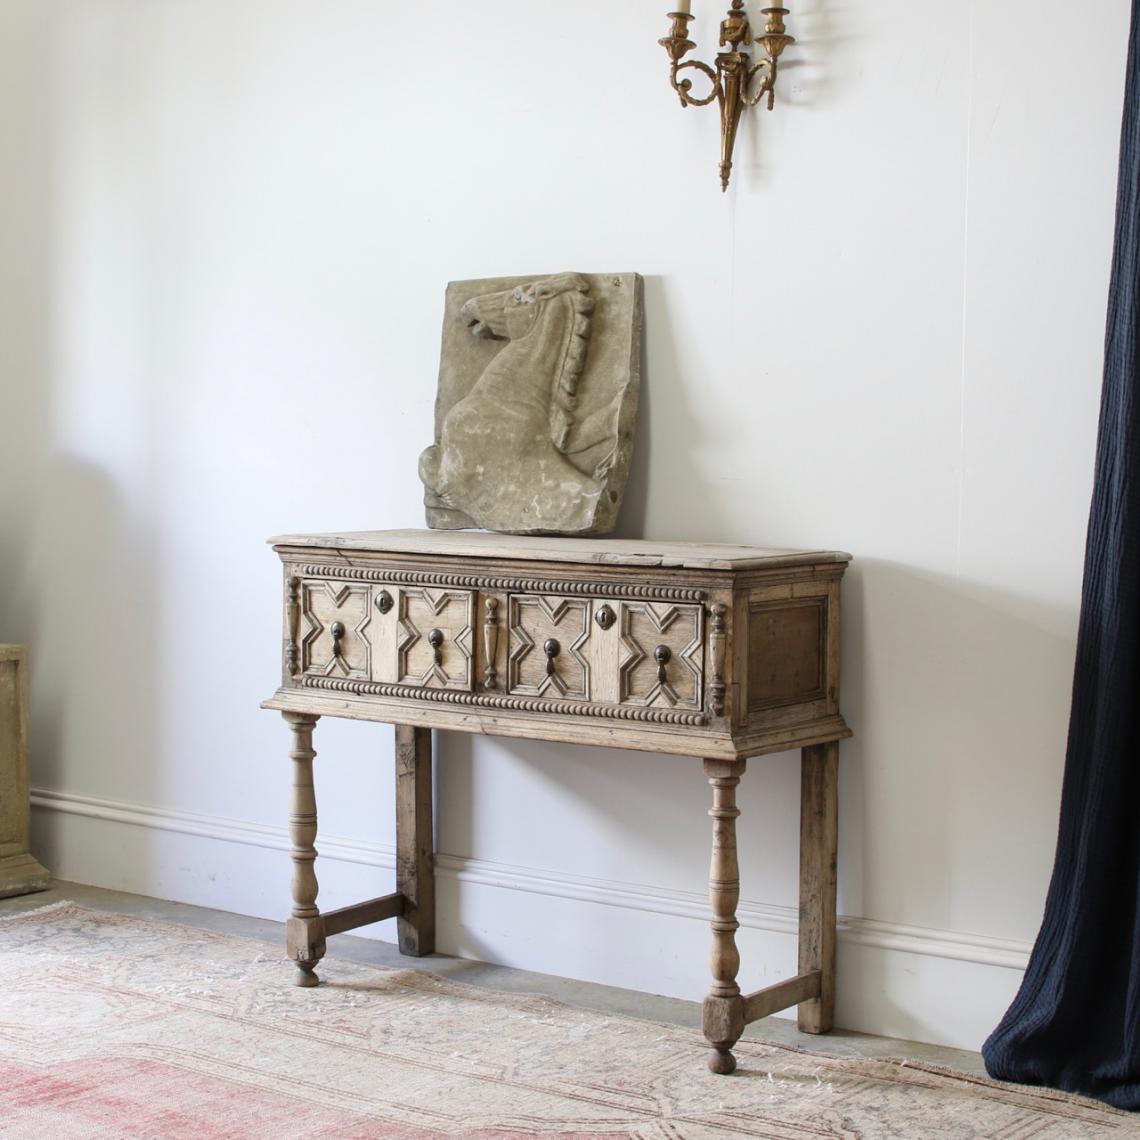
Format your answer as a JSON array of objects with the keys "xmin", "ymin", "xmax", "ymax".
[{"xmin": 981, "ymin": 0, "xmax": 1140, "ymax": 1111}]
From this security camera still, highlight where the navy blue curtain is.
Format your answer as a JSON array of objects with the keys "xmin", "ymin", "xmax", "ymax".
[{"xmin": 981, "ymin": 0, "xmax": 1140, "ymax": 1111}]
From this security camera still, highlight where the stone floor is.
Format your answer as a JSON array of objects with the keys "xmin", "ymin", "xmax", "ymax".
[{"xmin": 1, "ymin": 880, "xmax": 987, "ymax": 1077}]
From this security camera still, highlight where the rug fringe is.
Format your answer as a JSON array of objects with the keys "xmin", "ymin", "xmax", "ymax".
[
  {"xmin": 875, "ymin": 1056, "xmax": 1134, "ymax": 1116},
  {"xmin": 0, "ymin": 898, "xmax": 75, "ymax": 923}
]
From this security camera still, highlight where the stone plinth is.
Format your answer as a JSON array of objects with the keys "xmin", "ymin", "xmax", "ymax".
[{"xmin": 0, "ymin": 646, "xmax": 49, "ymax": 898}]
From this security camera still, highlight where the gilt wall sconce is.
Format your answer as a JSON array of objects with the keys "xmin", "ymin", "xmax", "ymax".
[{"xmin": 658, "ymin": 0, "xmax": 794, "ymax": 191}]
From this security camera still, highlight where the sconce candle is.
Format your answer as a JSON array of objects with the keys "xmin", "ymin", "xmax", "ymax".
[{"xmin": 657, "ymin": 0, "xmax": 795, "ymax": 191}]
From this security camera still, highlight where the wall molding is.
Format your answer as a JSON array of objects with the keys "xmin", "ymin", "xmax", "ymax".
[{"xmin": 29, "ymin": 786, "xmax": 1030, "ymax": 973}]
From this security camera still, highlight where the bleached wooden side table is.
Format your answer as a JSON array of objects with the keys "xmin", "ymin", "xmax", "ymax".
[
  {"xmin": 263, "ymin": 530, "xmax": 852, "ymax": 1074},
  {"xmin": 0, "ymin": 646, "xmax": 50, "ymax": 898}
]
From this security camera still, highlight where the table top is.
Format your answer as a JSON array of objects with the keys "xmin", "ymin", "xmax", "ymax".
[{"xmin": 269, "ymin": 529, "xmax": 851, "ymax": 572}]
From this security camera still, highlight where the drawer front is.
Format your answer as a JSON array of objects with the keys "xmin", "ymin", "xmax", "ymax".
[
  {"xmin": 391, "ymin": 585, "xmax": 475, "ymax": 690},
  {"xmin": 296, "ymin": 577, "xmax": 475, "ymax": 691},
  {"xmin": 618, "ymin": 600, "xmax": 704, "ymax": 711},
  {"xmin": 299, "ymin": 579, "xmax": 372, "ymax": 681},
  {"xmin": 506, "ymin": 595, "xmax": 705, "ymax": 711},
  {"xmin": 507, "ymin": 595, "xmax": 592, "ymax": 699}
]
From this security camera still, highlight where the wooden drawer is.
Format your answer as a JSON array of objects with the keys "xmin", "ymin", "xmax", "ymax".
[
  {"xmin": 296, "ymin": 576, "xmax": 476, "ymax": 692},
  {"xmin": 297, "ymin": 578, "xmax": 372, "ymax": 681},
  {"xmin": 506, "ymin": 595, "xmax": 592, "ymax": 699},
  {"xmin": 617, "ymin": 600, "xmax": 704, "ymax": 711},
  {"xmin": 272, "ymin": 531, "xmax": 850, "ymax": 759},
  {"xmin": 506, "ymin": 594, "xmax": 704, "ymax": 711}
]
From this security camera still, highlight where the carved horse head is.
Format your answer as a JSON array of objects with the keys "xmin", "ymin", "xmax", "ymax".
[
  {"xmin": 459, "ymin": 273, "xmax": 594, "ymax": 452},
  {"xmin": 420, "ymin": 272, "xmax": 606, "ymax": 533},
  {"xmin": 460, "ymin": 272, "xmax": 592, "ymax": 348}
]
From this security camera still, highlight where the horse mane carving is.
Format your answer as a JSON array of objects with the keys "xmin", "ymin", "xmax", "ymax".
[{"xmin": 419, "ymin": 272, "xmax": 617, "ymax": 534}]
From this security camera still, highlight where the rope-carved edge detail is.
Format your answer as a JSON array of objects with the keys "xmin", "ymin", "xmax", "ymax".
[
  {"xmin": 293, "ymin": 564, "xmax": 707, "ymax": 603},
  {"xmin": 299, "ymin": 674, "xmax": 710, "ymax": 727}
]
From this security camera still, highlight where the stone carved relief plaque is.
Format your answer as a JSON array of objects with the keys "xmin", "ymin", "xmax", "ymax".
[{"xmin": 419, "ymin": 272, "xmax": 643, "ymax": 535}]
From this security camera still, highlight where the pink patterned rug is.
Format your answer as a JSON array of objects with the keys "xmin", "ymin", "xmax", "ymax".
[{"xmin": 0, "ymin": 903, "xmax": 1132, "ymax": 1139}]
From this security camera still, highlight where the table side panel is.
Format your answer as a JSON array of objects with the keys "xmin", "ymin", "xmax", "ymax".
[{"xmin": 735, "ymin": 570, "xmax": 848, "ymax": 752}]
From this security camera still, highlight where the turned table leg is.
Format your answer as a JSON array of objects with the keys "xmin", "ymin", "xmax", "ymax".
[
  {"xmin": 284, "ymin": 712, "xmax": 325, "ymax": 987},
  {"xmin": 798, "ymin": 740, "xmax": 839, "ymax": 1033},
  {"xmin": 703, "ymin": 757, "xmax": 746, "ymax": 1075},
  {"xmin": 395, "ymin": 724, "xmax": 435, "ymax": 956}
]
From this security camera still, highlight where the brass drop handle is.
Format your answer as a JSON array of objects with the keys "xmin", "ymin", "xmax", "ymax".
[
  {"xmin": 654, "ymin": 644, "xmax": 671, "ymax": 684},
  {"xmin": 428, "ymin": 628, "xmax": 444, "ymax": 666},
  {"xmin": 330, "ymin": 621, "xmax": 346, "ymax": 657},
  {"xmin": 544, "ymin": 637, "xmax": 560, "ymax": 676}
]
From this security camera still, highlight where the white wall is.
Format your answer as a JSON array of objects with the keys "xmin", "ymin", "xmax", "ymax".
[{"xmin": 1, "ymin": 0, "xmax": 1130, "ymax": 1051}]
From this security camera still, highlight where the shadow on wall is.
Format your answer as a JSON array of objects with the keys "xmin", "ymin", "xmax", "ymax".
[
  {"xmin": 0, "ymin": 3, "xmax": 53, "ymax": 632},
  {"xmin": 610, "ymin": 273, "xmax": 652, "ymax": 539},
  {"xmin": 614, "ymin": 275, "xmax": 732, "ymax": 542},
  {"xmin": 769, "ymin": 0, "xmax": 846, "ymax": 111},
  {"xmin": 434, "ymin": 549, "xmax": 1080, "ymax": 1026},
  {"xmin": 23, "ymin": 457, "xmax": 161, "ymax": 875},
  {"xmin": 433, "ymin": 727, "xmax": 734, "ymax": 978},
  {"xmin": 736, "ymin": 0, "xmax": 847, "ymax": 187},
  {"xmin": 0, "ymin": 5, "xmax": 165, "ymax": 882},
  {"xmin": 839, "ymin": 558, "xmax": 1078, "ymax": 1039},
  {"xmin": 436, "ymin": 731, "xmax": 716, "ymax": 870}
]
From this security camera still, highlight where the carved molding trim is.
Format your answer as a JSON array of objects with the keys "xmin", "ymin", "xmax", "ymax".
[
  {"xmin": 298, "ymin": 674, "xmax": 710, "ymax": 727},
  {"xmin": 295, "ymin": 565, "xmax": 707, "ymax": 603}
]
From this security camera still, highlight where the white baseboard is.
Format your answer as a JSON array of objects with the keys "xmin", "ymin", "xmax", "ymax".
[{"xmin": 28, "ymin": 786, "xmax": 1029, "ymax": 1051}]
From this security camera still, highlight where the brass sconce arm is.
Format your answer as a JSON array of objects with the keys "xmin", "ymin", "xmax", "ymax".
[
  {"xmin": 742, "ymin": 57, "xmax": 777, "ymax": 110},
  {"xmin": 659, "ymin": 1, "xmax": 795, "ymax": 191},
  {"xmin": 669, "ymin": 57, "xmax": 720, "ymax": 108}
]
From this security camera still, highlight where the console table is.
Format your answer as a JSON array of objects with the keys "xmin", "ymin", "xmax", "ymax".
[{"xmin": 262, "ymin": 529, "xmax": 851, "ymax": 1074}]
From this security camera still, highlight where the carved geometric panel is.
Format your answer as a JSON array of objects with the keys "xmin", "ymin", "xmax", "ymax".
[
  {"xmin": 507, "ymin": 596, "xmax": 591, "ymax": 699},
  {"xmin": 301, "ymin": 581, "xmax": 371, "ymax": 680},
  {"xmin": 396, "ymin": 588, "xmax": 475, "ymax": 690},
  {"xmin": 619, "ymin": 602, "xmax": 704, "ymax": 710}
]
